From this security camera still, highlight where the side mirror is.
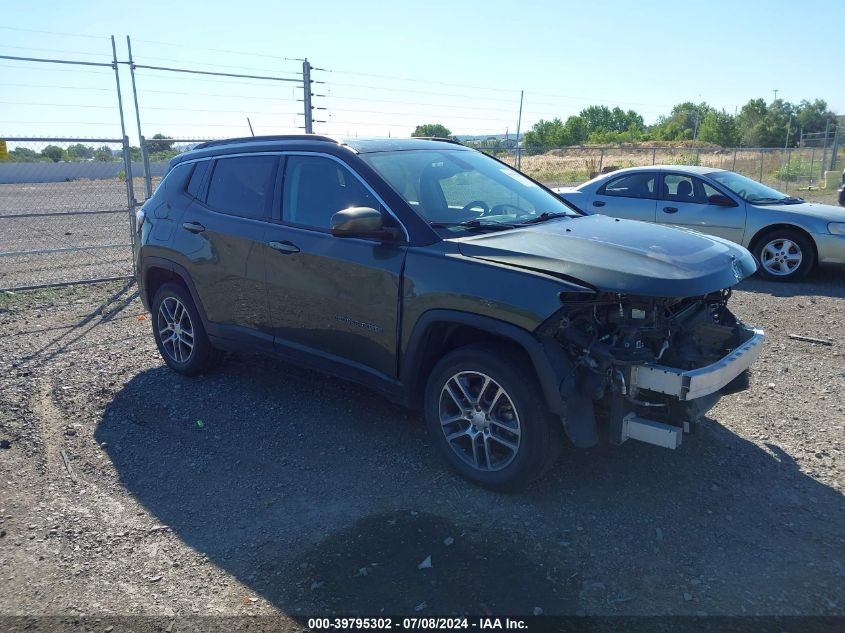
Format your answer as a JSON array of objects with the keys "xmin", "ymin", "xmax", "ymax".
[
  {"xmin": 330, "ymin": 207, "xmax": 401, "ymax": 241},
  {"xmin": 708, "ymin": 194, "xmax": 737, "ymax": 207}
]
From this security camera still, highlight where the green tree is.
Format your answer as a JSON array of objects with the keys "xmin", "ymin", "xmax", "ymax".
[
  {"xmin": 411, "ymin": 123, "xmax": 452, "ymax": 138},
  {"xmin": 94, "ymin": 145, "xmax": 115, "ymax": 161},
  {"xmin": 795, "ymin": 99, "xmax": 834, "ymax": 135},
  {"xmin": 523, "ymin": 118, "xmax": 564, "ymax": 151},
  {"xmin": 651, "ymin": 102, "xmax": 713, "ymax": 141},
  {"xmin": 66, "ymin": 143, "xmax": 95, "ymax": 161},
  {"xmin": 562, "ymin": 115, "xmax": 589, "ymax": 144},
  {"xmin": 8, "ymin": 147, "xmax": 42, "ymax": 162},
  {"xmin": 41, "ymin": 145, "xmax": 65, "ymax": 162},
  {"xmin": 145, "ymin": 133, "xmax": 175, "ymax": 153},
  {"xmin": 698, "ymin": 110, "xmax": 740, "ymax": 147}
]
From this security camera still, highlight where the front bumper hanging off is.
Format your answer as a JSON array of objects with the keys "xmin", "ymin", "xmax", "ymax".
[{"xmin": 629, "ymin": 327, "xmax": 766, "ymax": 401}]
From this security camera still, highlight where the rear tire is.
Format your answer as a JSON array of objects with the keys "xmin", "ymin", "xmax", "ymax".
[
  {"xmin": 424, "ymin": 343, "xmax": 561, "ymax": 491},
  {"xmin": 151, "ymin": 282, "xmax": 221, "ymax": 376},
  {"xmin": 754, "ymin": 229, "xmax": 815, "ymax": 281}
]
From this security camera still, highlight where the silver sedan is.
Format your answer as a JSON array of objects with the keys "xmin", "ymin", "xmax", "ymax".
[{"xmin": 554, "ymin": 165, "xmax": 845, "ymax": 281}]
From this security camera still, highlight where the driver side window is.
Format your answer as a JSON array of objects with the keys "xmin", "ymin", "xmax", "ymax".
[{"xmin": 282, "ymin": 155, "xmax": 379, "ymax": 230}]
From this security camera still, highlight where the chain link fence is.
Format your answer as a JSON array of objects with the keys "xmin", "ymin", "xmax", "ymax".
[
  {"xmin": 0, "ymin": 138, "xmax": 136, "ymax": 291},
  {"xmin": 483, "ymin": 143, "xmax": 845, "ymax": 192}
]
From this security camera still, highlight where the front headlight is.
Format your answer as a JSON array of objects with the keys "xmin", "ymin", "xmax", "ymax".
[{"xmin": 828, "ymin": 222, "xmax": 845, "ymax": 235}]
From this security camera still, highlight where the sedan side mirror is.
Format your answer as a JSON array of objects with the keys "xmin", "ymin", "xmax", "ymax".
[
  {"xmin": 708, "ymin": 194, "xmax": 737, "ymax": 207},
  {"xmin": 330, "ymin": 207, "xmax": 402, "ymax": 241}
]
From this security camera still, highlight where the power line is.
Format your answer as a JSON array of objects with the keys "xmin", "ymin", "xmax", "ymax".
[
  {"xmin": 327, "ymin": 107, "xmax": 513, "ymax": 124},
  {"xmin": 0, "ymin": 100, "xmax": 113, "ymax": 109},
  {"xmin": 127, "ymin": 52, "xmax": 301, "ymax": 76},
  {"xmin": 132, "ymin": 67, "xmax": 302, "ymax": 88},
  {"xmin": 2, "ymin": 82, "xmax": 114, "ymax": 92},
  {"xmin": 0, "ymin": 25, "xmax": 106, "ymax": 40},
  {"xmin": 321, "ymin": 67, "xmax": 521, "ymax": 95},
  {"xmin": 324, "ymin": 93, "xmax": 520, "ymax": 114},
  {"xmin": 0, "ymin": 44, "xmax": 111, "ymax": 58},
  {"xmin": 129, "ymin": 37, "xmax": 301, "ymax": 62}
]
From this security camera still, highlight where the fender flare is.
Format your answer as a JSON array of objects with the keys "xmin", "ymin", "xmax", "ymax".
[
  {"xmin": 401, "ymin": 309, "xmax": 567, "ymax": 417},
  {"xmin": 140, "ymin": 256, "xmax": 210, "ymax": 326}
]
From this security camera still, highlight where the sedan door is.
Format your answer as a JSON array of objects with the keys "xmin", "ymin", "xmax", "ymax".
[
  {"xmin": 656, "ymin": 172, "xmax": 746, "ymax": 243},
  {"xmin": 264, "ymin": 154, "xmax": 407, "ymax": 379},
  {"xmin": 588, "ymin": 171, "xmax": 658, "ymax": 222}
]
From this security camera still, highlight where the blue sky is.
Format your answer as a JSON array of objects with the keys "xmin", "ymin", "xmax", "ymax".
[{"xmin": 1, "ymin": 0, "xmax": 843, "ymax": 142}]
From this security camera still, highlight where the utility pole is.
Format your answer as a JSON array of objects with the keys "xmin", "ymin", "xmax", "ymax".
[
  {"xmin": 772, "ymin": 88, "xmax": 778, "ymax": 101},
  {"xmin": 302, "ymin": 59, "xmax": 313, "ymax": 134}
]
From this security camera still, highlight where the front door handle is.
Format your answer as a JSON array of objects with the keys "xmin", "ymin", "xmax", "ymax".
[
  {"xmin": 662, "ymin": 206, "xmax": 678, "ymax": 214},
  {"xmin": 268, "ymin": 240, "xmax": 300, "ymax": 254},
  {"xmin": 182, "ymin": 221, "xmax": 206, "ymax": 233},
  {"xmin": 593, "ymin": 200, "xmax": 606, "ymax": 207}
]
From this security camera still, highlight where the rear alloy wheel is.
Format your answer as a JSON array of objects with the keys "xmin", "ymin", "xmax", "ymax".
[
  {"xmin": 151, "ymin": 282, "xmax": 221, "ymax": 375},
  {"xmin": 424, "ymin": 344, "xmax": 561, "ymax": 490},
  {"xmin": 755, "ymin": 230, "xmax": 815, "ymax": 281}
]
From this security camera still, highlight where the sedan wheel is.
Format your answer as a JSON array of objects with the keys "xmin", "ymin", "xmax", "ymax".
[
  {"xmin": 754, "ymin": 230, "xmax": 815, "ymax": 281},
  {"xmin": 760, "ymin": 237, "xmax": 802, "ymax": 277}
]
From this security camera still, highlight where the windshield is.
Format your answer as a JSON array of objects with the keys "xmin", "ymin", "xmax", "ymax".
[
  {"xmin": 360, "ymin": 149, "xmax": 579, "ymax": 227},
  {"xmin": 707, "ymin": 171, "xmax": 791, "ymax": 204}
]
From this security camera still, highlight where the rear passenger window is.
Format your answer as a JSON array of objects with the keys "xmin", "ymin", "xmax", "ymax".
[
  {"xmin": 283, "ymin": 155, "xmax": 378, "ymax": 230},
  {"xmin": 206, "ymin": 155, "xmax": 279, "ymax": 219},
  {"xmin": 602, "ymin": 172, "xmax": 656, "ymax": 199},
  {"xmin": 185, "ymin": 160, "xmax": 210, "ymax": 199}
]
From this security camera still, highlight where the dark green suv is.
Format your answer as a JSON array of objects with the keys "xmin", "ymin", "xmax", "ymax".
[{"xmin": 135, "ymin": 136, "xmax": 764, "ymax": 489}]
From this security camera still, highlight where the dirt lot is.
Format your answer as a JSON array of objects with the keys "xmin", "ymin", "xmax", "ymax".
[{"xmin": 0, "ymin": 270, "xmax": 843, "ymax": 625}]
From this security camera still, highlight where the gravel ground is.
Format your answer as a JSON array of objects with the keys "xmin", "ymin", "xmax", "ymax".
[{"xmin": 0, "ymin": 270, "xmax": 843, "ymax": 624}]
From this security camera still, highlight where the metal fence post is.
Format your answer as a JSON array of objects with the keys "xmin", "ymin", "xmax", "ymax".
[
  {"xmin": 732, "ymin": 148, "xmax": 737, "ymax": 171},
  {"xmin": 302, "ymin": 59, "xmax": 313, "ymax": 134},
  {"xmin": 598, "ymin": 148, "xmax": 605, "ymax": 174},
  {"xmin": 652, "ymin": 147, "xmax": 656, "ymax": 165},
  {"xmin": 820, "ymin": 120, "xmax": 830, "ymax": 179},
  {"xmin": 122, "ymin": 136, "xmax": 137, "ymax": 276},
  {"xmin": 126, "ymin": 36, "xmax": 152, "ymax": 200},
  {"xmin": 759, "ymin": 150, "xmax": 764, "ymax": 182},
  {"xmin": 140, "ymin": 135, "xmax": 152, "ymax": 197}
]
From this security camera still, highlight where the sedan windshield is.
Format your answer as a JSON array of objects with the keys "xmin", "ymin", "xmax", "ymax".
[
  {"xmin": 707, "ymin": 171, "xmax": 793, "ymax": 204},
  {"xmin": 360, "ymin": 149, "xmax": 579, "ymax": 228}
]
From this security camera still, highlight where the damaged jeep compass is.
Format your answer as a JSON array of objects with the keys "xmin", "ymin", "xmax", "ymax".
[{"xmin": 135, "ymin": 136, "xmax": 764, "ymax": 490}]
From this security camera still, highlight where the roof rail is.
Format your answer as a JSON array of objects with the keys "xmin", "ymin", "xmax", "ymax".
[
  {"xmin": 193, "ymin": 134, "xmax": 342, "ymax": 150},
  {"xmin": 413, "ymin": 136, "xmax": 464, "ymax": 146}
]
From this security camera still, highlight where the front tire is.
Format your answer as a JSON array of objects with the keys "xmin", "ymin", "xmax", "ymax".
[
  {"xmin": 754, "ymin": 230, "xmax": 815, "ymax": 281},
  {"xmin": 151, "ymin": 282, "xmax": 220, "ymax": 375},
  {"xmin": 424, "ymin": 344, "xmax": 561, "ymax": 490}
]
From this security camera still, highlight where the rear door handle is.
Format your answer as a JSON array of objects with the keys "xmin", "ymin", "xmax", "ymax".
[
  {"xmin": 592, "ymin": 200, "xmax": 605, "ymax": 207},
  {"xmin": 182, "ymin": 221, "xmax": 206, "ymax": 233},
  {"xmin": 662, "ymin": 206, "xmax": 678, "ymax": 214},
  {"xmin": 268, "ymin": 240, "xmax": 300, "ymax": 254}
]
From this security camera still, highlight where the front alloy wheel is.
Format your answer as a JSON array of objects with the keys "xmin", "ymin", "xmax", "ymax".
[
  {"xmin": 439, "ymin": 371, "xmax": 521, "ymax": 472},
  {"xmin": 755, "ymin": 230, "xmax": 815, "ymax": 281},
  {"xmin": 760, "ymin": 237, "xmax": 802, "ymax": 277},
  {"xmin": 424, "ymin": 344, "xmax": 562, "ymax": 490}
]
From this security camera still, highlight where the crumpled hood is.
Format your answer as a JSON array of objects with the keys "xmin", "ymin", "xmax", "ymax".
[{"xmin": 455, "ymin": 215, "xmax": 758, "ymax": 297}]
